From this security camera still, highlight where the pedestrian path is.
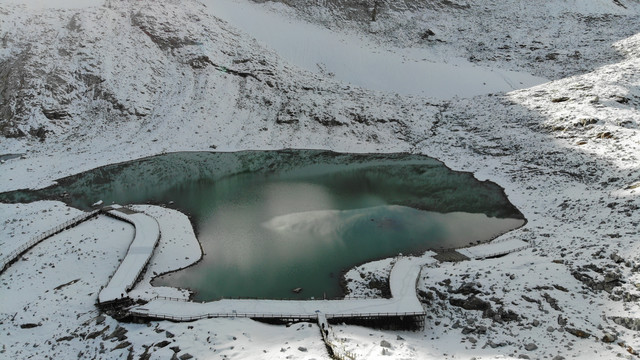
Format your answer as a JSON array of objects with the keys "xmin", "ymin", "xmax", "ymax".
[
  {"xmin": 128, "ymin": 257, "xmax": 428, "ymax": 321},
  {"xmin": 98, "ymin": 205, "xmax": 160, "ymax": 305}
]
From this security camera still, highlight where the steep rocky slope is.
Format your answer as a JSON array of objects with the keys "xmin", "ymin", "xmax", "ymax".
[{"xmin": 0, "ymin": 0, "xmax": 420, "ymax": 149}]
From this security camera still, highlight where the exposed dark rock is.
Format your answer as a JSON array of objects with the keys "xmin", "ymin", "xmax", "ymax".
[
  {"xmin": 188, "ymin": 55, "xmax": 260, "ymax": 80},
  {"xmin": 551, "ymin": 96, "xmax": 570, "ymax": 103},
  {"xmin": 552, "ymin": 284, "xmax": 569, "ymax": 292},
  {"xmin": 104, "ymin": 326, "xmax": 128, "ymax": 341},
  {"xmin": 366, "ymin": 277, "xmax": 391, "ymax": 298},
  {"xmin": 596, "ymin": 131, "xmax": 614, "ymax": 139},
  {"xmin": 131, "ymin": 12, "xmax": 199, "ymax": 50},
  {"xmin": 602, "ymin": 333, "xmax": 617, "ymax": 343},
  {"xmin": 155, "ymin": 340, "xmax": 171, "ymax": 348},
  {"xmin": 610, "ymin": 253, "xmax": 625, "ymax": 264},
  {"xmin": 461, "ymin": 327, "xmax": 475, "ymax": 335},
  {"xmin": 546, "ymin": 53, "xmax": 559, "ymax": 60},
  {"xmin": 418, "ymin": 289, "xmax": 434, "ymax": 303},
  {"xmin": 19, "ymin": 323, "xmax": 41, "ymax": 329},
  {"xmin": 485, "ymin": 307, "xmax": 520, "ymax": 323},
  {"xmin": 451, "ymin": 282, "xmax": 482, "ymax": 296},
  {"xmin": 2, "ymin": 127, "xmax": 26, "ymax": 138},
  {"xmin": 557, "ymin": 315, "xmax": 567, "ymax": 326},
  {"xmin": 42, "ymin": 108, "xmax": 70, "ymax": 120},
  {"xmin": 542, "ymin": 293, "xmax": 562, "ymax": 311},
  {"xmin": 111, "ymin": 341, "xmax": 131, "ymax": 351},
  {"xmin": 28, "ymin": 126, "xmax": 48, "ymax": 141},
  {"xmin": 313, "ymin": 113, "xmax": 344, "ymax": 127},
  {"xmin": 275, "ymin": 116, "xmax": 299, "ymax": 125},
  {"xmin": 611, "ymin": 316, "xmax": 640, "ymax": 331},
  {"xmin": 139, "ymin": 347, "xmax": 151, "ymax": 360},
  {"xmin": 485, "ymin": 340, "xmax": 507, "ymax": 348},
  {"xmin": 524, "ymin": 343, "xmax": 538, "ymax": 351},
  {"xmin": 566, "ymin": 328, "xmax": 591, "ymax": 338},
  {"xmin": 428, "ymin": 287, "xmax": 448, "ymax": 301},
  {"xmin": 521, "ymin": 295, "xmax": 540, "ymax": 304},
  {"xmin": 86, "ymin": 326, "xmax": 109, "ymax": 340},
  {"xmin": 572, "ymin": 266, "xmax": 623, "ymax": 293},
  {"xmin": 449, "ymin": 296, "xmax": 491, "ymax": 311},
  {"xmin": 421, "ymin": 29, "xmax": 436, "ymax": 40},
  {"xmin": 614, "ymin": 95, "xmax": 630, "ymax": 104}
]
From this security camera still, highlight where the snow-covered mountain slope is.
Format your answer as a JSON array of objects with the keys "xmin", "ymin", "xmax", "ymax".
[
  {"xmin": 0, "ymin": 0, "xmax": 435, "ymax": 191},
  {"xmin": 204, "ymin": 0, "xmax": 549, "ymax": 98},
  {"xmin": 248, "ymin": 0, "xmax": 640, "ymax": 79},
  {"xmin": 1, "ymin": 0, "xmax": 640, "ymax": 359}
]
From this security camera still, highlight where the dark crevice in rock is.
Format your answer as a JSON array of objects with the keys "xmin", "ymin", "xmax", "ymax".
[{"xmin": 189, "ymin": 55, "xmax": 260, "ymax": 81}]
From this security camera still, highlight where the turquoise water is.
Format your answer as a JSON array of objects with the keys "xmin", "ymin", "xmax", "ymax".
[{"xmin": 0, "ymin": 150, "xmax": 524, "ymax": 300}]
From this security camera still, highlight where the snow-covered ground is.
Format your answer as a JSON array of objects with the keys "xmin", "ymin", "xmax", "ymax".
[
  {"xmin": 203, "ymin": 0, "xmax": 548, "ymax": 99},
  {"xmin": 0, "ymin": 0, "xmax": 103, "ymax": 9},
  {"xmin": 1, "ymin": 0, "xmax": 640, "ymax": 359}
]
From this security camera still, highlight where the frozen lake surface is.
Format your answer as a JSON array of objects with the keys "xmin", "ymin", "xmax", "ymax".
[{"xmin": 201, "ymin": 0, "xmax": 548, "ymax": 99}]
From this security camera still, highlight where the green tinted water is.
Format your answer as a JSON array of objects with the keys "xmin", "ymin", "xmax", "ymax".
[{"xmin": 0, "ymin": 150, "xmax": 524, "ymax": 300}]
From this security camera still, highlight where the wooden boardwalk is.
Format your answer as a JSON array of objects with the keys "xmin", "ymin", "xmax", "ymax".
[
  {"xmin": 0, "ymin": 209, "xmax": 101, "ymax": 274},
  {"xmin": 1, "ymin": 200, "xmax": 532, "ymax": 329},
  {"xmin": 128, "ymin": 256, "xmax": 429, "ymax": 322},
  {"xmin": 98, "ymin": 206, "xmax": 161, "ymax": 305}
]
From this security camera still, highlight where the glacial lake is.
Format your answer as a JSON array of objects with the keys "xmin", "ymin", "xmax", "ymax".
[{"xmin": 0, "ymin": 150, "xmax": 525, "ymax": 300}]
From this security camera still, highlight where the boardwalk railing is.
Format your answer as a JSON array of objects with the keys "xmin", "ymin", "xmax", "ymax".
[
  {"xmin": 145, "ymin": 294, "xmax": 378, "ymax": 303},
  {"xmin": 98, "ymin": 208, "xmax": 161, "ymax": 305},
  {"xmin": 0, "ymin": 210, "xmax": 101, "ymax": 273},
  {"xmin": 131, "ymin": 309, "xmax": 426, "ymax": 322},
  {"xmin": 318, "ymin": 313, "xmax": 357, "ymax": 360},
  {"xmin": 465, "ymin": 240, "xmax": 536, "ymax": 260}
]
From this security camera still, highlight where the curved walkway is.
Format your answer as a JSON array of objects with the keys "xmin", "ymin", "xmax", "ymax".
[
  {"xmin": 98, "ymin": 205, "xmax": 161, "ymax": 305},
  {"xmin": 128, "ymin": 256, "xmax": 429, "ymax": 321},
  {"xmin": 0, "ymin": 209, "xmax": 100, "ymax": 274}
]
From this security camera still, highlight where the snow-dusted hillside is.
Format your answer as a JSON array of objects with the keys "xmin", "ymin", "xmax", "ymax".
[
  {"xmin": 249, "ymin": 0, "xmax": 640, "ymax": 79},
  {"xmin": 0, "ymin": 0, "xmax": 420, "ymax": 182},
  {"xmin": 1, "ymin": 0, "xmax": 640, "ymax": 359}
]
